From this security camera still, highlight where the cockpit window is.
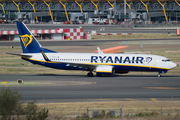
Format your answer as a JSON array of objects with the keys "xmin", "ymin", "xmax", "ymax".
[{"xmin": 162, "ymin": 59, "xmax": 170, "ymax": 62}]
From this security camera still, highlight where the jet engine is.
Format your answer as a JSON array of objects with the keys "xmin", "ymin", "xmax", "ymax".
[{"xmin": 96, "ymin": 65, "xmax": 115, "ymax": 76}]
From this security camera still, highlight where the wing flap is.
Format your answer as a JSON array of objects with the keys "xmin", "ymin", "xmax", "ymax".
[{"xmin": 67, "ymin": 62, "xmax": 97, "ymax": 69}]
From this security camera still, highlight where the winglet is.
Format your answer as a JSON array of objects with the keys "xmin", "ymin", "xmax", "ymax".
[{"xmin": 97, "ymin": 47, "xmax": 104, "ymax": 54}]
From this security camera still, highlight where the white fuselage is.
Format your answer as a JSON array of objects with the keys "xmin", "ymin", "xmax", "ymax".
[{"xmin": 24, "ymin": 52, "xmax": 177, "ymax": 73}]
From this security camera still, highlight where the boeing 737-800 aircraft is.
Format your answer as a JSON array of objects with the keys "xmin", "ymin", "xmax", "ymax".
[{"xmin": 9, "ymin": 22, "xmax": 177, "ymax": 77}]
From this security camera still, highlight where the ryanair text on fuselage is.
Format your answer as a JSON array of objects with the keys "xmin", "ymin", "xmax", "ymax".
[{"xmin": 91, "ymin": 56, "xmax": 152, "ymax": 64}]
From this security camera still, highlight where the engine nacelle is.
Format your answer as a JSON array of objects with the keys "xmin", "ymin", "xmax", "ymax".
[{"xmin": 96, "ymin": 65, "xmax": 115, "ymax": 75}]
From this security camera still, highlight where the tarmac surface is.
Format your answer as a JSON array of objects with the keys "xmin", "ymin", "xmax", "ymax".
[{"xmin": 0, "ymin": 74, "xmax": 180, "ymax": 103}]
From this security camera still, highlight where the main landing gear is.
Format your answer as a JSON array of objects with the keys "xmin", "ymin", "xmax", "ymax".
[
  {"xmin": 87, "ymin": 72, "xmax": 93, "ymax": 77},
  {"xmin": 158, "ymin": 74, "xmax": 161, "ymax": 77},
  {"xmin": 158, "ymin": 71, "xmax": 162, "ymax": 77}
]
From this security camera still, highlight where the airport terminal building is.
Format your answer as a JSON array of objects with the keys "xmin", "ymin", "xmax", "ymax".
[{"xmin": 0, "ymin": 0, "xmax": 180, "ymax": 24}]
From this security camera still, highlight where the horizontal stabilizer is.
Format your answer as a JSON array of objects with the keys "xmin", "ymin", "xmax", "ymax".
[{"xmin": 6, "ymin": 53, "xmax": 32, "ymax": 57}]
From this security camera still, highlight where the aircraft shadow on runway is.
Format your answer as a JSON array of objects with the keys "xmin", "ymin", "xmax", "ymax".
[{"xmin": 31, "ymin": 74, "xmax": 180, "ymax": 77}]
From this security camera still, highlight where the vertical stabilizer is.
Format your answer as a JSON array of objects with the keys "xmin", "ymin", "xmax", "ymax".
[{"xmin": 16, "ymin": 22, "xmax": 56, "ymax": 53}]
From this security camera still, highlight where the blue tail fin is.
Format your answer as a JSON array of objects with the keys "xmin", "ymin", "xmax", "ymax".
[{"xmin": 16, "ymin": 22, "xmax": 56, "ymax": 53}]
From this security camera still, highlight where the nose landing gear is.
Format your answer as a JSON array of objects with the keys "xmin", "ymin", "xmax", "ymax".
[{"xmin": 158, "ymin": 71, "xmax": 167, "ymax": 77}]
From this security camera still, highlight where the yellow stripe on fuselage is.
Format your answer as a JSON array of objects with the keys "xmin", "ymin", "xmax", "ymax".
[{"xmin": 21, "ymin": 57, "xmax": 56, "ymax": 63}]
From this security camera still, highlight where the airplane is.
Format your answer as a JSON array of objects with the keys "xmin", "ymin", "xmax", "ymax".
[{"xmin": 7, "ymin": 22, "xmax": 177, "ymax": 77}]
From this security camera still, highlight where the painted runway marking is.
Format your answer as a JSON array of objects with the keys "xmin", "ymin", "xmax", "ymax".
[
  {"xmin": 150, "ymin": 98, "xmax": 157, "ymax": 101},
  {"xmin": 1, "ymin": 81, "xmax": 10, "ymax": 84},
  {"xmin": 144, "ymin": 87, "xmax": 180, "ymax": 90},
  {"xmin": 91, "ymin": 82, "xmax": 97, "ymax": 84},
  {"xmin": 124, "ymin": 98, "xmax": 140, "ymax": 101}
]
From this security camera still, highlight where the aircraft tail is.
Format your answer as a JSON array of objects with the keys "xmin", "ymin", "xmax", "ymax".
[{"xmin": 16, "ymin": 22, "xmax": 56, "ymax": 53}]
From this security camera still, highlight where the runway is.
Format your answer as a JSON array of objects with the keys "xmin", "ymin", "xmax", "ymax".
[{"xmin": 0, "ymin": 74, "xmax": 180, "ymax": 102}]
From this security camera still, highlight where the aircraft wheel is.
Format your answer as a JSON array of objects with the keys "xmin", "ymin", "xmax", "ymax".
[
  {"xmin": 158, "ymin": 74, "xmax": 161, "ymax": 77},
  {"xmin": 87, "ymin": 72, "xmax": 93, "ymax": 77}
]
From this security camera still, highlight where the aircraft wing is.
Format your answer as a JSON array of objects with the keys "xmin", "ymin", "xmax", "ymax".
[
  {"xmin": 41, "ymin": 52, "xmax": 97, "ymax": 70},
  {"xmin": 53, "ymin": 61, "xmax": 97, "ymax": 70},
  {"xmin": 65, "ymin": 62, "xmax": 97, "ymax": 69}
]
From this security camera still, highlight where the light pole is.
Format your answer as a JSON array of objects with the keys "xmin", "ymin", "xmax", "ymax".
[
  {"xmin": 124, "ymin": 0, "xmax": 126, "ymax": 21},
  {"xmin": 114, "ymin": 0, "xmax": 116, "ymax": 23}
]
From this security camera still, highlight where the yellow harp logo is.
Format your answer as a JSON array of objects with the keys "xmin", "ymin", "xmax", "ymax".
[{"xmin": 20, "ymin": 34, "xmax": 33, "ymax": 49}]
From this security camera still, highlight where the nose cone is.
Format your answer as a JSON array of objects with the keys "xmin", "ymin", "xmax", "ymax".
[{"xmin": 170, "ymin": 62, "xmax": 177, "ymax": 69}]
